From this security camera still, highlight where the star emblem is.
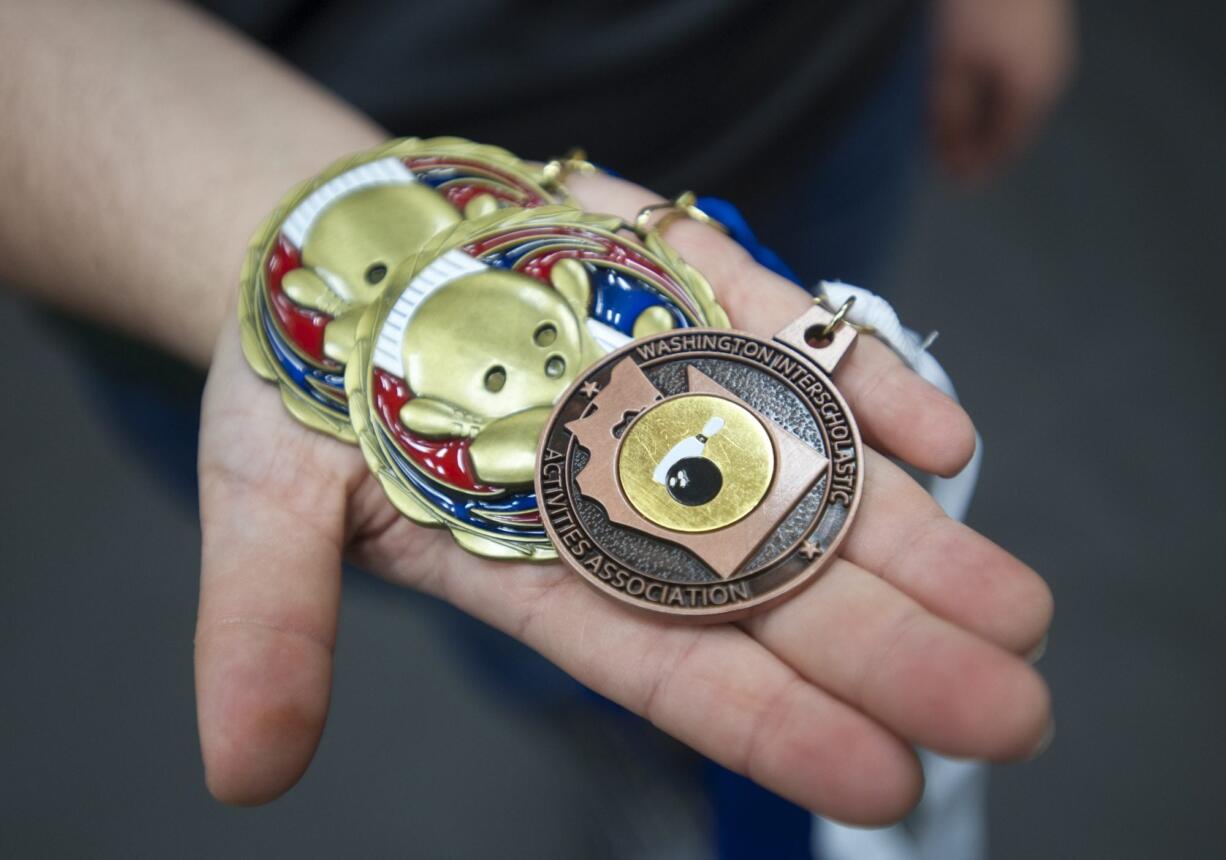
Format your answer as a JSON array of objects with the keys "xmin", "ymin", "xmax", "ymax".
[
  {"xmin": 580, "ymin": 380, "xmax": 601, "ymax": 398},
  {"xmin": 798, "ymin": 540, "xmax": 823, "ymax": 561}
]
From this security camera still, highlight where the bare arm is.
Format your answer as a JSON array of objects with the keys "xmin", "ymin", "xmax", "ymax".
[{"xmin": 0, "ymin": 0, "xmax": 384, "ymax": 365}]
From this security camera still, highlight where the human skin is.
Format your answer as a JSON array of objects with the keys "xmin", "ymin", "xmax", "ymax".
[
  {"xmin": 932, "ymin": 0, "xmax": 1077, "ymax": 182},
  {"xmin": 0, "ymin": 0, "xmax": 1053, "ymax": 824}
]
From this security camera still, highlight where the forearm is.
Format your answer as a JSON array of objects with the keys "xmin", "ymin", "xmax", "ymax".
[{"xmin": 0, "ymin": 0, "xmax": 385, "ymax": 366}]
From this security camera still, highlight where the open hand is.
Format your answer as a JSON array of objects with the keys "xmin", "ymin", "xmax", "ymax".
[{"xmin": 195, "ymin": 172, "xmax": 1053, "ymax": 824}]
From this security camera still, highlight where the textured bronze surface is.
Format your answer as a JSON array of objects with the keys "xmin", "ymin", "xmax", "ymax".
[{"xmin": 536, "ymin": 316, "xmax": 863, "ymax": 621}]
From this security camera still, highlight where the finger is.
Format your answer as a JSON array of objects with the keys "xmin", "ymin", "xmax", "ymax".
[
  {"xmin": 975, "ymin": 71, "xmax": 1033, "ymax": 177},
  {"xmin": 844, "ymin": 449, "xmax": 1053, "ymax": 655},
  {"xmin": 954, "ymin": 54, "xmax": 1057, "ymax": 182},
  {"xmin": 743, "ymin": 560, "xmax": 1052, "ymax": 761},
  {"xmin": 984, "ymin": 0, "xmax": 1078, "ymax": 175},
  {"xmin": 987, "ymin": 42, "xmax": 1073, "ymax": 176},
  {"xmin": 360, "ymin": 528, "xmax": 923, "ymax": 825},
  {"xmin": 195, "ymin": 327, "xmax": 352, "ymax": 805},
  {"xmin": 931, "ymin": 60, "xmax": 985, "ymax": 179},
  {"xmin": 837, "ymin": 337, "xmax": 975, "ymax": 477},
  {"xmin": 566, "ymin": 172, "xmax": 975, "ymax": 476}
]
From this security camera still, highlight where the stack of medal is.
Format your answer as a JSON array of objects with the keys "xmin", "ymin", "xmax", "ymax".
[
  {"xmin": 240, "ymin": 137, "xmax": 731, "ymax": 561},
  {"xmin": 242, "ymin": 137, "xmax": 864, "ymax": 621}
]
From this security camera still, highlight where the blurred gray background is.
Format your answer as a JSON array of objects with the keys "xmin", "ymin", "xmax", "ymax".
[{"xmin": 2, "ymin": 2, "xmax": 1222, "ymax": 858}]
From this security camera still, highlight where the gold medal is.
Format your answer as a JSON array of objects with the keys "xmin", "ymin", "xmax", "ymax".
[
  {"xmin": 239, "ymin": 137, "xmax": 574, "ymax": 441},
  {"xmin": 345, "ymin": 207, "xmax": 728, "ymax": 560}
]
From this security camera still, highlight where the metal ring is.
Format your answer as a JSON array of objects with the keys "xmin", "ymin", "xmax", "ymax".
[
  {"xmin": 813, "ymin": 293, "xmax": 876, "ymax": 336},
  {"xmin": 634, "ymin": 190, "xmax": 729, "ymax": 239},
  {"xmin": 818, "ymin": 296, "xmax": 856, "ymax": 338},
  {"xmin": 540, "ymin": 147, "xmax": 596, "ymax": 192}
]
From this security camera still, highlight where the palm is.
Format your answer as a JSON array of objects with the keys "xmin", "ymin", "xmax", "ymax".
[{"xmin": 196, "ymin": 174, "xmax": 1052, "ymax": 824}]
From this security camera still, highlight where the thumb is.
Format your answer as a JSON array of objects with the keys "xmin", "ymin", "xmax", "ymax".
[{"xmin": 194, "ymin": 325, "xmax": 348, "ymax": 804}]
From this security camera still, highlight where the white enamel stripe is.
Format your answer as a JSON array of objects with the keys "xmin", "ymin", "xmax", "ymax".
[
  {"xmin": 372, "ymin": 249, "xmax": 489, "ymax": 377},
  {"xmin": 281, "ymin": 157, "xmax": 417, "ymax": 248},
  {"xmin": 586, "ymin": 319, "xmax": 632, "ymax": 354}
]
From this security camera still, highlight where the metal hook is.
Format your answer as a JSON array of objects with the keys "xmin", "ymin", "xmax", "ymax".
[
  {"xmin": 813, "ymin": 293, "xmax": 875, "ymax": 336},
  {"xmin": 540, "ymin": 147, "xmax": 596, "ymax": 193},
  {"xmin": 634, "ymin": 191, "xmax": 729, "ymax": 240},
  {"xmin": 818, "ymin": 296, "xmax": 856, "ymax": 339}
]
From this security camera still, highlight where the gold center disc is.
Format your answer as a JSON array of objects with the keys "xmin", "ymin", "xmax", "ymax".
[{"xmin": 617, "ymin": 394, "xmax": 775, "ymax": 533}]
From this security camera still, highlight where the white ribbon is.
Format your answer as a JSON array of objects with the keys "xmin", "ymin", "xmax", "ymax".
[{"xmin": 813, "ymin": 280, "xmax": 987, "ymax": 860}]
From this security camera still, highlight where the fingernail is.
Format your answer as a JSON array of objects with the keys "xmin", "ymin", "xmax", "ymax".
[
  {"xmin": 1029, "ymin": 719, "xmax": 1055, "ymax": 760},
  {"xmin": 1026, "ymin": 634, "xmax": 1048, "ymax": 665}
]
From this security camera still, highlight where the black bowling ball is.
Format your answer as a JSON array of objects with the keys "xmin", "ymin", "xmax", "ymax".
[{"xmin": 665, "ymin": 457, "xmax": 723, "ymax": 507}]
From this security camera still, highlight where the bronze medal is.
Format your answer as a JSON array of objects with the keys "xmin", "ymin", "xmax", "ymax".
[{"xmin": 535, "ymin": 303, "xmax": 863, "ymax": 621}]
